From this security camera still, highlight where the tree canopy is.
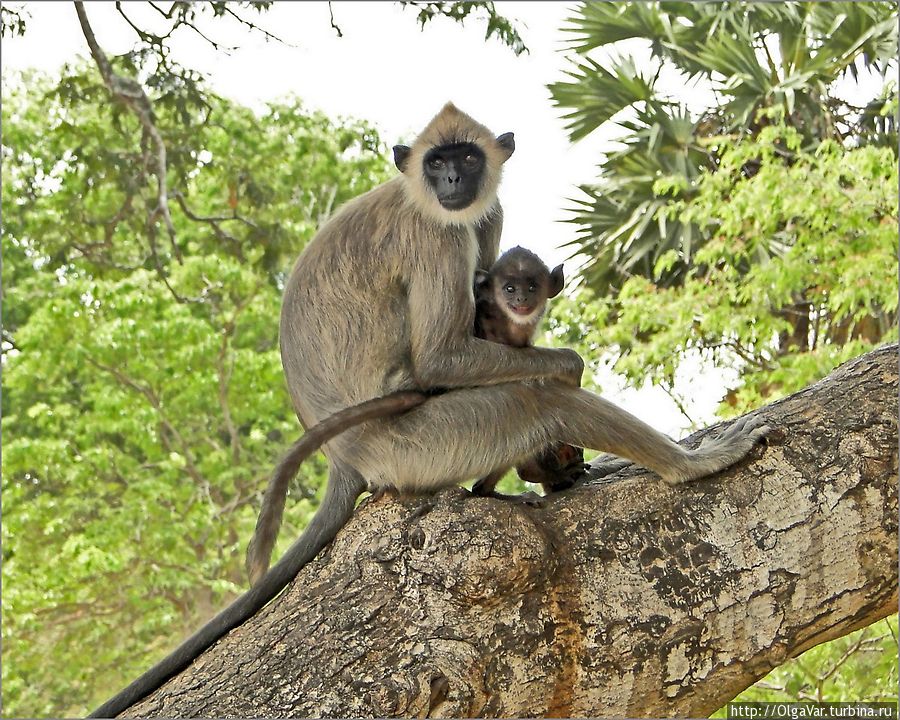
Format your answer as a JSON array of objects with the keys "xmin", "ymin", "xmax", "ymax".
[
  {"xmin": 550, "ymin": 1, "xmax": 898, "ymax": 292},
  {"xmin": 551, "ymin": 123, "xmax": 898, "ymax": 415},
  {"xmin": 2, "ymin": 68, "xmax": 393, "ymax": 715}
]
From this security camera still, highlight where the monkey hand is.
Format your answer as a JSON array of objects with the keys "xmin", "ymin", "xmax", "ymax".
[{"xmin": 554, "ymin": 348, "xmax": 584, "ymax": 386}]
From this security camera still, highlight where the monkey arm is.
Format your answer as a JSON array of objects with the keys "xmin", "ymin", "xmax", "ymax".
[{"xmin": 417, "ymin": 336, "xmax": 582, "ymax": 389}]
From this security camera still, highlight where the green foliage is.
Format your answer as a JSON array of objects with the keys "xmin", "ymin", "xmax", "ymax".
[
  {"xmin": 399, "ymin": 1, "xmax": 528, "ymax": 55},
  {"xmin": 553, "ymin": 124, "xmax": 897, "ymax": 412},
  {"xmin": 560, "ymin": 100, "xmax": 709, "ymax": 291},
  {"xmin": 549, "ymin": 1, "xmax": 898, "ymax": 293},
  {"xmin": 710, "ymin": 618, "xmax": 899, "ymax": 713},
  {"xmin": 1, "ymin": 68, "xmax": 391, "ymax": 717}
]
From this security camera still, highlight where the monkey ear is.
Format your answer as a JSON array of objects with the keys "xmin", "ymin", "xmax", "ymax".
[
  {"xmin": 547, "ymin": 264, "xmax": 565, "ymax": 298},
  {"xmin": 496, "ymin": 132, "xmax": 515, "ymax": 162},
  {"xmin": 393, "ymin": 145, "xmax": 411, "ymax": 173},
  {"xmin": 474, "ymin": 269, "xmax": 491, "ymax": 290}
]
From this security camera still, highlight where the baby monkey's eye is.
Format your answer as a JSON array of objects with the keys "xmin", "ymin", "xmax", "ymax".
[
  {"xmin": 504, "ymin": 285, "xmax": 515, "ymax": 294},
  {"xmin": 528, "ymin": 284, "xmax": 536, "ymax": 292}
]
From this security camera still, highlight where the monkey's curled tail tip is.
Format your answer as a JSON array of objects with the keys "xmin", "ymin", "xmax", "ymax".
[
  {"xmin": 246, "ymin": 507, "xmax": 282, "ymax": 587},
  {"xmin": 245, "ymin": 539, "xmax": 265, "ymax": 587},
  {"xmin": 247, "ymin": 561, "xmax": 266, "ymax": 588}
]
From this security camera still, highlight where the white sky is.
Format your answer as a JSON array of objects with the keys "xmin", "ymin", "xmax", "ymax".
[
  {"xmin": 2, "ymin": 1, "xmax": 886, "ymax": 436},
  {"xmin": 3, "ymin": 1, "xmax": 617, "ymax": 269}
]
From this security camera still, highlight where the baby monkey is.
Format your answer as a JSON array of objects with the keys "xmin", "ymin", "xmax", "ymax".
[{"xmin": 471, "ymin": 246, "xmax": 587, "ymax": 496}]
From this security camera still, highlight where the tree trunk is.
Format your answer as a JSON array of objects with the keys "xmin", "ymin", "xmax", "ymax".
[{"xmin": 125, "ymin": 345, "xmax": 898, "ymax": 718}]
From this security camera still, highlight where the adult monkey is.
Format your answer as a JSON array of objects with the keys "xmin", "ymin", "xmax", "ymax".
[
  {"xmin": 90, "ymin": 103, "xmax": 768, "ymax": 718},
  {"xmin": 281, "ymin": 102, "xmax": 767, "ymax": 495}
]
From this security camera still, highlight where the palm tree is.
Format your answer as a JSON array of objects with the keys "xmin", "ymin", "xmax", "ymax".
[{"xmin": 550, "ymin": 1, "xmax": 898, "ymax": 293}]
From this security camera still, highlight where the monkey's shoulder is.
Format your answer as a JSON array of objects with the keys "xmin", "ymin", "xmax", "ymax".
[
  {"xmin": 322, "ymin": 177, "xmax": 470, "ymax": 249},
  {"xmin": 325, "ymin": 177, "xmax": 407, "ymax": 232}
]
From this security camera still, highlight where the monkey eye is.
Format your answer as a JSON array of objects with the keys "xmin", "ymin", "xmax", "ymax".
[
  {"xmin": 463, "ymin": 154, "xmax": 479, "ymax": 166},
  {"xmin": 504, "ymin": 285, "xmax": 515, "ymax": 294},
  {"xmin": 428, "ymin": 157, "xmax": 445, "ymax": 170},
  {"xmin": 528, "ymin": 284, "xmax": 536, "ymax": 292}
]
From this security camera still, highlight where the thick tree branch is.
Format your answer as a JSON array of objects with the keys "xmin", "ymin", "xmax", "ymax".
[{"xmin": 122, "ymin": 345, "xmax": 897, "ymax": 718}]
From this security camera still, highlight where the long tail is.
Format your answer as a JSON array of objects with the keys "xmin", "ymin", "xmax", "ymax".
[
  {"xmin": 245, "ymin": 390, "xmax": 427, "ymax": 585},
  {"xmin": 88, "ymin": 471, "xmax": 367, "ymax": 718}
]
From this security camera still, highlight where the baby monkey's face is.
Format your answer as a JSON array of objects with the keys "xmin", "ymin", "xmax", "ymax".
[
  {"xmin": 480, "ymin": 247, "xmax": 566, "ymax": 328},
  {"xmin": 493, "ymin": 273, "xmax": 549, "ymax": 325}
]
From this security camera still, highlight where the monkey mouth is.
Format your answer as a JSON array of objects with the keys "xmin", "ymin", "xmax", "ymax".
[
  {"xmin": 439, "ymin": 194, "xmax": 472, "ymax": 210},
  {"xmin": 509, "ymin": 305, "xmax": 534, "ymax": 315}
]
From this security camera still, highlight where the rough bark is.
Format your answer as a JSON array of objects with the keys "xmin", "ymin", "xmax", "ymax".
[{"xmin": 126, "ymin": 345, "xmax": 898, "ymax": 718}]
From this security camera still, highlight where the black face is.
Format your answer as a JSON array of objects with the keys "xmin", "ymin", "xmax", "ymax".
[
  {"xmin": 422, "ymin": 142, "xmax": 485, "ymax": 210},
  {"xmin": 497, "ymin": 274, "xmax": 545, "ymax": 316}
]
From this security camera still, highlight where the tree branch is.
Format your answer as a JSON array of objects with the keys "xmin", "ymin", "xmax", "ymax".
[
  {"xmin": 220, "ymin": 5, "xmax": 291, "ymax": 46},
  {"xmin": 327, "ymin": 2, "xmax": 343, "ymax": 38},
  {"xmin": 119, "ymin": 345, "xmax": 898, "ymax": 717},
  {"xmin": 75, "ymin": 1, "xmax": 181, "ymax": 262},
  {"xmin": 170, "ymin": 191, "xmax": 255, "ymax": 259}
]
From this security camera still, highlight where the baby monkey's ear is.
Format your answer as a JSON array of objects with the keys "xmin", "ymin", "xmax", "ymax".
[
  {"xmin": 547, "ymin": 264, "xmax": 565, "ymax": 298},
  {"xmin": 474, "ymin": 269, "xmax": 491, "ymax": 290}
]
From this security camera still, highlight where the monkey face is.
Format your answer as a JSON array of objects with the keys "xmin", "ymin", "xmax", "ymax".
[
  {"xmin": 422, "ymin": 142, "xmax": 486, "ymax": 211},
  {"xmin": 483, "ymin": 247, "xmax": 567, "ymax": 327},
  {"xmin": 493, "ymin": 275, "xmax": 548, "ymax": 324}
]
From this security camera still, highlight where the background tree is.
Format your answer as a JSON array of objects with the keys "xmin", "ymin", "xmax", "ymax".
[
  {"xmin": 547, "ymin": 0, "xmax": 898, "ymax": 707},
  {"xmin": 549, "ymin": 1, "xmax": 897, "ymax": 292}
]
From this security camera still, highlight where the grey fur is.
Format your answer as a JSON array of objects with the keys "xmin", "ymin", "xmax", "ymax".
[{"xmin": 280, "ymin": 101, "xmax": 768, "ymax": 494}]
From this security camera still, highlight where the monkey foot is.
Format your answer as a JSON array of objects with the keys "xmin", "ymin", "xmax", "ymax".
[
  {"xmin": 368, "ymin": 485, "xmax": 399, "ymax": 503},
  {"xmin": 544, "ymin": 459, "xmax": 590, "ymax": 492}
]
